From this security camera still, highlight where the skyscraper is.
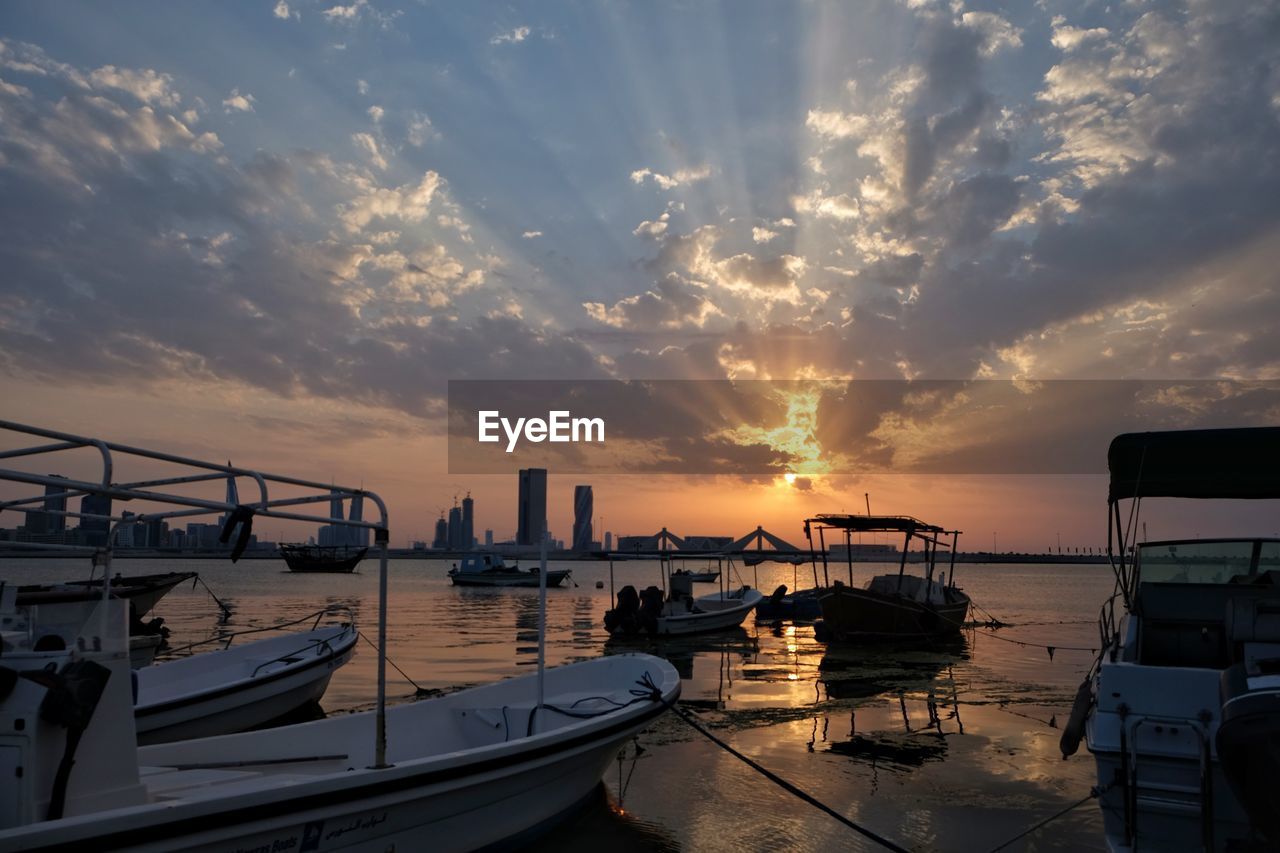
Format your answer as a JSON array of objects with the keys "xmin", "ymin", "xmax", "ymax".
[
  {"xmin": 447, "ymin": 504, "xmax": 463, "ymax": 550},
  {"xmin": 79, "ymin": 493, "xmax": 112, "ymax": 546},
  {"xmin": 572, "ymin": 485, "xmax": 593, "ymax": 551},
  {"xmin": 461, "ymin": 493, "xmax": 474, "ymax": 551},
  {"xmin": 25, "ymin": 474, "xmax": 69, "ymax": 536},
  {"xmin": 348, "ymin": 493, "xmax": 368, "ymax": 546},
  {"xmin": 517, "ymin": 468, "xmax": 547, "ymax": 546},
  {"xmin": 432, "ymin": 515, "xmax": 448, "ymax": 549},
  {"xmin": 604, "ymin": 531, "xmax": 612, "ymax": 551}
]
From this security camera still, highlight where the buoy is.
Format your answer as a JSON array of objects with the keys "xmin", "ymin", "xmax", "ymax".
[{"xmin": 595, "ymin": 580, "xmax": 604, "ymax": 589}]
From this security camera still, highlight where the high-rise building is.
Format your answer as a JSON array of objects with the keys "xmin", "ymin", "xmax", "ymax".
[
  {"xmin": 432, "ymin": 515, "xmax": 448, "ymax": 549},
  {"xmin": 572, "ymin": 485, "xmax": 593, "ymax": 551},
  {"xmin": 25, "ymin": 475, "xmax": 69, "ymax": 536},
  {"xmin": 79, "ymin": 493, "xmax": 112, "ymax": 547},
  {"xmin": 484, "ymin": 528, "xmax": 494, "ymax": 548},
  {"xmin": 447, "ymin": 504, "xmax": 463, "ymax": 550},
  {"xmin": 348, "ymin": 494, "xmax": 369, "ymax": 547},
  {"xmin": 517, "ymin": 468, "xmax": 547, "ymax": 546},
  {"xmin": 604, "ymin": 531, "xmax": 612, "ymax": 551},
  {"xmin": 461, "ymin": 493, "xmax": 474, "ymax": 551},
  {"xmin": 44, "ymin": 476, "xmax": 68, "ymax": 534}
]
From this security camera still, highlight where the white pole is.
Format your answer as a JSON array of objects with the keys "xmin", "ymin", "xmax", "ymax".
[
  {"xmin": 536, "ymin": 526, "xmax": 548, "ymax": 733},
  {"xmin": 374, "ymin": 527, "xmax": 389, "ymax": 767}
]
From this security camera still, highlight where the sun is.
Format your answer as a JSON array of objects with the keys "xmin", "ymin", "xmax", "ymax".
[{"xmin": 784, "ymin": 472, "xmax": 797, "ymax": 485}]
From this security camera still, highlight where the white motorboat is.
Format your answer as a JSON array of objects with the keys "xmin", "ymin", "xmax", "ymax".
[
  {"xmin": 448, "ymin": 553, "xmax": 572, "ymax": 588},
  {"xmin": 605, "ymin": 569, "xmax": 762, "ymax": 636},
  {"xmin": 1063, "ymin": 427, "xmax": 1280, "ymax": 851},
  {"xmin": 135, "ymin": 620, "xmax": 357, "ymax": 745},
  {"xmin": 0, "ymin": 420, "xmax": 680, "ymax": 851},
  {"xmin": 0, "ymin": 597, "xmax": 679, "ymax": 852}
]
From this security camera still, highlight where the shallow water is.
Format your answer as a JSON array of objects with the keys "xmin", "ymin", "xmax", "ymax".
[{"xmin": 4, "ymin": 557, "xmax": 1116, "ymax": 851}]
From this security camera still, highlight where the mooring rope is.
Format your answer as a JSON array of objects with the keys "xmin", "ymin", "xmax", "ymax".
[
  {"xmin": 669, "ymin": 703, "xmax": 913, "ymax": 853},
  {"xmin": 987, "ymin": 783, "xmax": 1111, "ymax": 852},
  {"xmin": 357, "ymin": 630, "xmax": 434, "ymax": 697}
]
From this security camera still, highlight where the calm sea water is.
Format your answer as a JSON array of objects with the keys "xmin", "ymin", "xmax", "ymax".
[{"xmin": 4, "ymin": 557, "xmax": 1117, "ymax": 852}]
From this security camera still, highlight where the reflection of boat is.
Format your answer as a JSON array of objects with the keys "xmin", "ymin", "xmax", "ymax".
[
  {"xmin": 818, "ymin": 637, "xmax": 967, "ymax": 701},
  {"xmin": 135, "ymin": 620, "xmax": 357, "ymax": 745},
  {"xmin": 448, "ymin": 552, "xmax": 572, "ymax": 587},
  {"xmin": 805, "ymin": 515, "xmax": 970, "ymax": 641},
  {"xmin": 280, "ymin": 543, "xmax": 366, "ymax": 573},
  {"xmin": 16, "ymin": 571, "xmax": 195, "ymax": 617},
  {"xmin": 605, "ymin": 628, "xmax": 758, "ymax": 681},
  {"xmin": 604, "ymin": 567, "xmax": 762, "ymax": 637},
  {"xmin": 1077, "ymin": 428, "xmax": 1280, "ymax": 851}
]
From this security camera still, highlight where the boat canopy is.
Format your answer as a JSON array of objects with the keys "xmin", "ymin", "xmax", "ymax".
[
  {"xmin": 806, "ymin": 514, "xmax": 947, "ymax": 534},
  {"xmin": 1108, "ymin": 427, "xmax": 1280, "ymax": 503}
]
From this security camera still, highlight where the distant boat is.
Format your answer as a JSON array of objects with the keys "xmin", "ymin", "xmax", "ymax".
[
  {"xmin": 15, "ymin": 571, "xmax": 196, "ymax": 617},
  {"xmin": 448, "ymin": 552, "xmax": 572, "ymax": 588},
  {"xmin": 135, "ymin": 622, "xmax": 357, "ymax": 745},
  {"xmin": 672, "ymin": 568, "xmax": 720, "ymax": 583},
  {"xmin": 755, "ymin": 585, "xmax": 823, "ymax": 621},
  {"xmin": 279, "ymin": 543, "xmax": 366, "ymax": 573},
  {"xmin": 604, "ymin": 565, "xmax": 762, "ymax": 636},
  {"xmin": 806, "ymin": 514, "xmax": 970, "ymax": 641}
]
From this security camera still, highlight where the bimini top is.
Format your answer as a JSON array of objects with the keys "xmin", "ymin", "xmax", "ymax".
[
  {"xmin": 806, "ymin": 514, "xmax": 947, "ymax": 534},
  {"xmin": 1108, "ymin": 427, "xmax": 1280, "ymax": 503}
]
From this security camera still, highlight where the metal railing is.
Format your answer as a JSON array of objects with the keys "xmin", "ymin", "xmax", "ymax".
[{"xmin": 0, "ymin": 419, "xmax": 395, "ymax": 768}]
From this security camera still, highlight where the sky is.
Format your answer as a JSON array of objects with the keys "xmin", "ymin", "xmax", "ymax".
[{"xmin": 1, "ymin": 0, "xmax": 1278, "ymax": 548}]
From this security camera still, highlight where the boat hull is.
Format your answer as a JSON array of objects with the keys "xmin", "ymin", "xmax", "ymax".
[
  {"xmin": 817, "ymin": 584, "xmax": 970, "ymax": 640},
  {"xmin": 608, "ymin": 589, "xmax": 763, "ymax": 637},
  {"xmin": 280, "ymin": 547, "xmax": 366, "ymax": 573},
  {"xmin": 1, "ymin": 655, "xmax": 678, "ymax": 853},
  {"xmin": 134, "ymin": 625, "xmax": 357, "ymax": 746},
  {"xmin": 19, "ymin": 572, "xmax": 196, "ymax": 617},
  {"xmin": 449, "ymin": 570, "xmax": 572, "ymax": 588}
]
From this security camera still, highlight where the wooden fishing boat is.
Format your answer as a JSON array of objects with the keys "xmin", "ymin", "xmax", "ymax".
[
  {"xmin": 805, "ymin": 514, "xmax": 970, "ymax": 641},
  {"xmin": 279, "ymin": 544, "xmax": 366, "ymax": 573}
]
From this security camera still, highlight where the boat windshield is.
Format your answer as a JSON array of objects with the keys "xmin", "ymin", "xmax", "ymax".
[{"xmin": 1137, "ymin": 539, "xmax": 1280, "ymax": 585}]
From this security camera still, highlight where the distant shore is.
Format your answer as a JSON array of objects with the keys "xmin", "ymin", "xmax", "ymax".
[{"xmin": 0, "ymin": 547, "xmax": 1112, "ymax": 564}]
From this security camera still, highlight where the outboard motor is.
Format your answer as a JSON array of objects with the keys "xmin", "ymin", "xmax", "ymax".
[
  {"xmin": 604, "ymin": 585, "xmax": 640, "ymax": 635},
  {"xmin": 1217, "ymin": 597, "xmax": 1280, "ymax": 845},
  {"xmin": 638, "ymin": 586, "xmax": 665, "ymax": 635}
]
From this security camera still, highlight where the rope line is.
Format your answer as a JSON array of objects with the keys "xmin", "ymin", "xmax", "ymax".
[
  {"xmin": 987, "ymin": 783, "xmax": 1110, "ymax": 852},
  {"xmin": 670, "ymin": 704, "xmax": 913, "ymax": 853},
  {"xmin": 357, "ymin": 630, "xmax": 434, "ymax": 697}
]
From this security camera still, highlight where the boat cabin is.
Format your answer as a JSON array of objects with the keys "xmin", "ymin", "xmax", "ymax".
[
  {"xmin": 1125, "ymin": 538, "xmax": 1280, "ymax": 669},
  {"xmin": 456, "ymin": 554, "xmax": 511, "ymax": 574}
]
